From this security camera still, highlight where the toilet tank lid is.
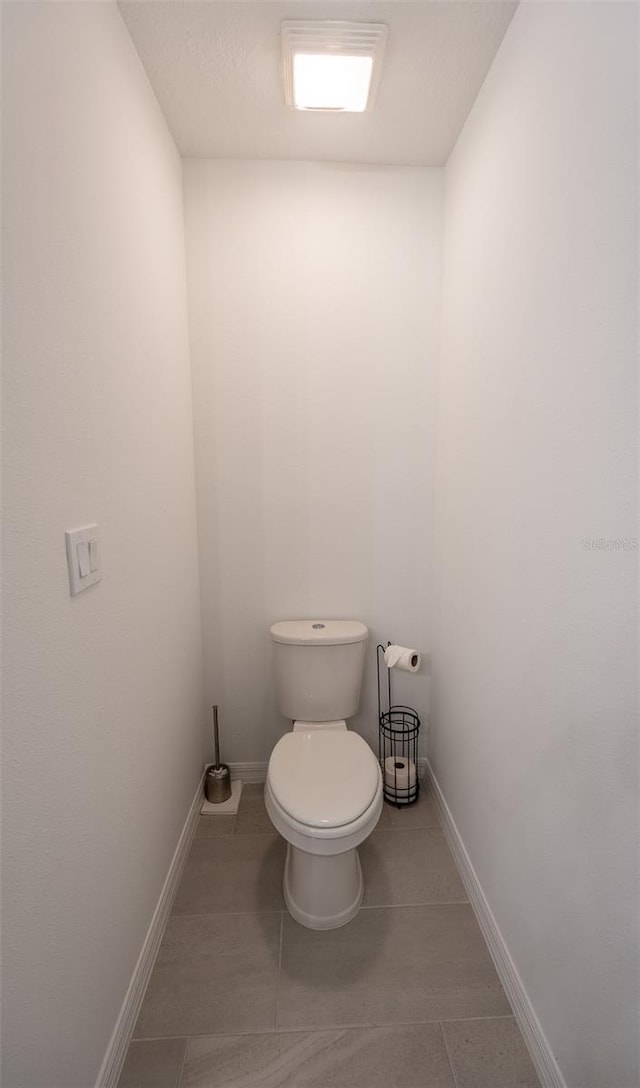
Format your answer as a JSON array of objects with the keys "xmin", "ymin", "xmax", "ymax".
[{"xmin": 270, "ymin": 620, "xmax": 368, "ymax": 646}]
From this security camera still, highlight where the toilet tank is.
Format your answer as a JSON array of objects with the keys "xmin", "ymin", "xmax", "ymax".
[{"xmin": 270, "ymin": 620, "xmax": 368, "ymax": 722}]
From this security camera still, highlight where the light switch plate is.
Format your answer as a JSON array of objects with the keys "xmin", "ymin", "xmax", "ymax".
[{"xmin": 65, "ymin": 525, "xmax": 101, "ymax": 595}]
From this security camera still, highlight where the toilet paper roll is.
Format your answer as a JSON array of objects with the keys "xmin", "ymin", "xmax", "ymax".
[
  {"xmin": 384, "ymin": 756, "xmax": 417, "ymax": 793},
  {"xmin": 383, "ymin": 645, "xmax": 421, "ymax": 673}
]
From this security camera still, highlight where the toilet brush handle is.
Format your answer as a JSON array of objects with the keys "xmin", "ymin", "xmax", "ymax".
[{"xmin": 212, "ymin": 705, "xmax": 221, "ymax": 769}]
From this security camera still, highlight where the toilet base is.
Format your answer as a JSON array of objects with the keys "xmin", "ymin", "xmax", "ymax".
[{"xmin": 283, "ymin": 843, "xmax": 363, "ymax": 930}]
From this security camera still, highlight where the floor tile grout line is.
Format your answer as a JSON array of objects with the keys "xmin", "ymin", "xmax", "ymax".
[
  {"xmin": 274, "ymin": 911, "xmax": 284, "ymax": 1031},
  {"xmin": 171, "ymin": 909, "xmax": 285, "ymax": 918},
  {"xmin": 359, "ymin": 899, "xmax": 470, "ymax": 909},
  {"xmin": 233, "ymin": 832, "xmax": 280, "ymax": 837},
  {"xmin": 132, "ymin": 1015, "xmax": 518, "ymax": 1044},
  {"xmin": 170, "ymin": 901, "xmax": 471, "ymax": 921},
  {"xmin": 439, "ymin": 1020, "xmax": 462, "ymax": 1088},
  {"xmin": 375, "ymin": 825, "xmax": 444, "ymax": 831},
  {"xmin": 428, "ymin": 1014, "xmax": 517, "ymax": 1025},
  {"xmin": 174, "ymin": 1036, "xmax": 189, "ymax": 1088},
  {"xmin": 194, "ymin": 831, "xmax": 280, "ymax": 840}
]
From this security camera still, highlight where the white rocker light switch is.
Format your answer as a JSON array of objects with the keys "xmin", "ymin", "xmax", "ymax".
[
  {"xmin": 77, "ymin": 541, "xmax": 90, "ymax": 578},
  {"xmin": 66, "ymin": 525, "xmax": 101, "ymax": 596}
]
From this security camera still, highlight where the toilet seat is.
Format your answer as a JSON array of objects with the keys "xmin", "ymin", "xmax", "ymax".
[
  {"xmin": 268, "ymin": 729, "xmax": 380, "ymax": 829},
  {"xmin": 264, "ymin": 774, "xmax": 382, "ymax": 857}
]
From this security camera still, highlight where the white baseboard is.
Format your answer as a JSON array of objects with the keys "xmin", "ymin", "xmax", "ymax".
[
  {"xmin": 95, "ymin": 772, "xmax": 205, "ymax": 1088},
  {"xmin": 425, "ymin": 760, "xmax": 566, "ymax": 1088},
  {"xmin": 228, "ymin": 760, "xmax": 267, "ymax": 783},
  {"xmin": 228, "ymin": 758, "xmax": 429, "ymax": 785}
]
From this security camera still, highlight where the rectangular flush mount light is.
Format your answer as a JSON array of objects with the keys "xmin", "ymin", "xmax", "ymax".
[{"xmin": 281, "ymin": 21, "xmax": 387, "ymax": 112}]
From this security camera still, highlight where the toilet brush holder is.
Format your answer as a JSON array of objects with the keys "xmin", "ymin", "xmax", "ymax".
[{"xmin": 205, "ymin": 705, "xmax": 232, "ymax": 804}]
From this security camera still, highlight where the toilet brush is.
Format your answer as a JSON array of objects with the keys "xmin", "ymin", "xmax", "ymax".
[{"xmin": 205, "ymin": 705, "xmax": 232, "ymax": 804}]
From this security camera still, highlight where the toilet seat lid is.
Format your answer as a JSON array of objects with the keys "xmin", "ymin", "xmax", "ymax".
[{"xmin": 268, "ymin": 730, "xmax": 380, "ymax": 829}]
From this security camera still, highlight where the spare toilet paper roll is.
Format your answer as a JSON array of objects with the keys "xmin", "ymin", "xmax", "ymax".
[
  {"xmin": 384, "ymin": 756, "xmax": 417, "ymax": 792},
  {"xmin": 383, "ymin": 644, "xmax": 421, "ymax": 673}
]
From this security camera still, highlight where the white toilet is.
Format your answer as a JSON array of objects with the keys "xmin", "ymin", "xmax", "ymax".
[{"xmin": 265, "ymin": 619, "xmax": 383, "ymax": 930}]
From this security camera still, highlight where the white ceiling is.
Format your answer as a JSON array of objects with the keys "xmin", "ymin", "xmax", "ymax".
[{"xmin": 119, "ymin": 1, "xmax": 517, "ymax": 166}]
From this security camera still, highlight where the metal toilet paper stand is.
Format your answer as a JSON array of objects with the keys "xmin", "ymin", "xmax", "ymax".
[{"xmin": 377, "ymin": 642, "xmax": 420, "ymax": 806}]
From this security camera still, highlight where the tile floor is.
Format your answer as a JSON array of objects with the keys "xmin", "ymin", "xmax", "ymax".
[{"xmin": 118, "ymin": 784, "xmax": 541, "ymax": 1088}]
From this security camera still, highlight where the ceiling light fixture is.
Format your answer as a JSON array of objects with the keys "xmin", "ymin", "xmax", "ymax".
[{"xmin": 281, "ymin": 21, "xmax": 387, "ymax": 113}]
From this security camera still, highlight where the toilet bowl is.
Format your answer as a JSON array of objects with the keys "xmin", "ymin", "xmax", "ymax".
[
  {"xmin": 266, "ymin": 725, "xmax": 383, "ymax": 929},
  {"xmin": 266, "ymin": 620, "xmax": 383, "ymax": 929}
]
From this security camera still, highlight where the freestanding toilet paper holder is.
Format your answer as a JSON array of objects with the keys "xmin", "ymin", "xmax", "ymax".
[{"xmin": 377, "ymin": 643, "xmax": 420, "ymax": 806}]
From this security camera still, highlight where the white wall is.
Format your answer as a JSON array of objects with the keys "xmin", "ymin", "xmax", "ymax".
[
  {"xmin": 184, "ymin": 161, "xmax": 442, "ymax": 760},
  {"xmin": 433, "ymin": 4, "xmax": 638, "ymax": 1086},
  {"xmin": 2, "ymin": 5, "xmax": 205, "ymax": 1086}
]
